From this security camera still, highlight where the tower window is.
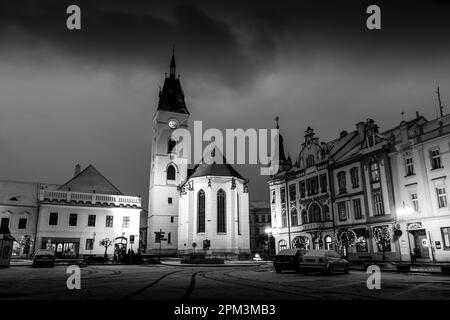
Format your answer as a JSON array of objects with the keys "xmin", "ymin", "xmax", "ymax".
[
  {"xmin": 168, "ymin": 138, "xmax": 177, "ymax": 154},
  {"xmin": 168, "ymin": 197, "xmax": 173, "ymax": 205},
  {"xmin": 167, "ymin": 165, "xmax": 176, "ymax": 180},
  {"xmin": 171, "ymin": 216, "xmax": 174, "ymax": 223},
  {"xmin": 217, "ymin": 189, "xmax": 226, "ymax": 233},
  {"xmin": 198, "ymin": 190, "xmax": 205, "ymax": 233}
]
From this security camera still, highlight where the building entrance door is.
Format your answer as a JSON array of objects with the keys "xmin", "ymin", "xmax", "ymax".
[{"xmin": 413, "ymin": 230, "xmax": 430, "ymax": 260}]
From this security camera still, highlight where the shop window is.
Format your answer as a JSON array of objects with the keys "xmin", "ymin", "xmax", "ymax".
[
  {"xmin": 441, "ymin": 227, "xmax": 450, "ymax": 250},
  {"xmin": 356, "ymin": 236, "xmax": 368, "ymax": 252},
  {"xmin": 278, "ymin": 239, "xmax": 287, "ymax": 251},
  {"xmin": 325, "ymin": 236, "xmax": 333, "ymax": 250},
  {"xmin": 85, "ymin": 239, "xmax": 94, "ymax": 251}
]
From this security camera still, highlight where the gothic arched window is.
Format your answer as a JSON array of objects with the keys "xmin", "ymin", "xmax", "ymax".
[
  {"xmin": 291, "ymin": 208, "xmax": 298, "ymax": 226},
  {"xmin": 301, "ymin": 209, "xmax": 308, "ymax": 224},
  {"xmin": 323, "ymin": 205, "xmax": 331, "ymax": 222},
  {"xmin": 308, "ymin": 203, "xmax": 321, "ymax": 223},
  {"xmin": 237, "ymin": 193, "xmax": 241, "ymax": 235},
  {"xmin": 168, "ymin": 137, "xmax": 177, "ymax": 154},
  {"xmin": 197, "ymin": 190, "xmax": 205, "ymax": 233},
  {"xmin": 167, "ymin": 164, "xmax": 176, "ymax": 181},
  {"xmin": 217, "ymin": 189, "xmax": 226, "ymax": 233}
]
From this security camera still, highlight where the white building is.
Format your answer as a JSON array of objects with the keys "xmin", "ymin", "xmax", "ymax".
[
  {"xmin": 36, "ymin": 164, "xmax": 141, "ymax": 259},
  {"xmin": 177, "ymin": 152, "xmax": 250, "ymax": 257},
  {"xmin": 0, "ymin": 180, "xmax": 40, "ymax": 258},
  {"xmin": 146, "ymin": 50, "xmax": 250, "ymax": 257},
  {"xmin": 1, "ymin": 165, "xmax": 142, "ymax": 259},
  {"xmin": 389, "ymin": 113, "xmax": 450, "ymax": 262}
]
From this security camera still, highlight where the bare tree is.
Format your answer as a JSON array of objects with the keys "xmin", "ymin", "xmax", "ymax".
[{"xmin": 99, "ymin": 238, "xmax": 113, "ymax": 260}]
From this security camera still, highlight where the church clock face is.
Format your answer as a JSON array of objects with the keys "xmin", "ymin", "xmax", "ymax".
[{"xmin": 168, "ymin": 118, "xmax": 179, "ymax": 129}]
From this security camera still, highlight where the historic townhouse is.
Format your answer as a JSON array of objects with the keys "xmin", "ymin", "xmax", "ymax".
[
  {"xmin": 389, "ymin": 113, "xmax": 450, "ymax": 262},
  {"xmin": 268, "ymin": 118, "xmax": 399, "ymax": 262},
  {"xmin": 330, "ymin": 119, "xmax": 397, "ymax": 261},
  {"xmin": 268, "ymin": 124, "xmax": 334, "ymax": 254}
]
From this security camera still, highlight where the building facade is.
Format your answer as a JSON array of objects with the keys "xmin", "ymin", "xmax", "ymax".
[
  {"xmin": 269, "ymin": 118, "xmax": 400, "ymax": 262},
  {"xmin": 1, "ymin": 164, "xmax": 142, "ymax": 259},
  {"xmin": 389, "ymin": 113, "xmax": 450, "ymax": 262},
  {"xmin": 248, "ymin": 200, "xmax": 272, "ymax": 256},
  {"xmin": 0, "ymin": 180, "xmax": 40, "ymax": 258}
]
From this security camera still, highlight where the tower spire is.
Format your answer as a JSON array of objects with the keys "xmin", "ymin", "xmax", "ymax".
[{"xmin": 170, "ymin": 45, "xmax": 176, "ymax": 77}]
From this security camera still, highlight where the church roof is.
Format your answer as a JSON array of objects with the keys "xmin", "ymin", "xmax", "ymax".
[
  {"xmin": 57, "ymin": 165, "xmax": 123, "ymax": 195},
  {"xmin": 187, "ymin": 149, "xmax": 245, "ymax": 181},
  {"xmin": 157, "ymin": 49, "xmax": 189, "ymax": 114}
]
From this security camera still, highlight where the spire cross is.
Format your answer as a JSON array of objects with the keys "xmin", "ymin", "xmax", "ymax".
[
  {"xmin": 436, "ymin": 85, "xmax": 444, "ymax": 118},
  {"xmin": 170, "ymin": 45, "xmax": 176, "ymax": 77}
]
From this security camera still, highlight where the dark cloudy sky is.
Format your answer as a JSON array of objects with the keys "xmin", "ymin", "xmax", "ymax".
[{"xmin": 1, "ymin": 0, "xmax": 450, "ymax": 206}]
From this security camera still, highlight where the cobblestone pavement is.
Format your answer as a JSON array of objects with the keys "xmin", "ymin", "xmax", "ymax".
[{"xmin": 1, "ymin": 264, "xmax": 449, "ymax": 300}]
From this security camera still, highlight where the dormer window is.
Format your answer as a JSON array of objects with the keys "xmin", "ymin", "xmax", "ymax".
[
  {"xmin": 370, "ymin": 161, "xmax": 380, "ymax": 182},
  {"xmin": 306, "ymin": 154, "xmax": 315, "ymax": 167}
]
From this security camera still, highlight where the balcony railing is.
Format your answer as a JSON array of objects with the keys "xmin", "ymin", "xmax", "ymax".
[{"xmin": 39, "ymin": 189, "xmax": 141, "ymax": 207}]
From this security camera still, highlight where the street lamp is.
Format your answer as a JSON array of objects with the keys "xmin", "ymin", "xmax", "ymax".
[{"xmin": 396, "ymin": 201, "xmax": 413, "ymax": 264}]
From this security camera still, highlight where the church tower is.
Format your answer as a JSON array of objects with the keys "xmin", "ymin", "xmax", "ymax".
[{"xmin": 147, "ymin": 48, "xmax": 189, "ymax": 255}]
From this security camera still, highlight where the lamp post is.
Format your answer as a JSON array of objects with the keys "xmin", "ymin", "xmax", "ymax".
[
  {"xmin": 265, "ymin": 226, "xmax": 272, "ymax": 259},
  {"xmin": 397, "ymin": 201, "xmax": 413, "ymax": 264}
]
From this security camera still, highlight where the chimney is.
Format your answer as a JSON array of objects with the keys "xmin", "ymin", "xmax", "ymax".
[
  {"xmin": 356, "ymin": 122, "xmax": 365, "ymax": 141},
  {"xmin": 74, "ymin": 164, "xmax": 81, "ymax": 177},
  {"xmin": 340, "ymin": 130, "xmax": 348, "ymax": 138},
  {"xmin": 416, "ymin": 111, "xmax": 420, "ymax": 118}
]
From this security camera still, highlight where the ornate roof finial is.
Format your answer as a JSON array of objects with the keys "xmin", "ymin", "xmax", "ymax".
[
  {"xmin": 275, "ymin": 116, "xmax": 279, "ymax": 129},
  {"xmin": 170, "ymin": 45, "xmax": 176, "ymax": 77}
]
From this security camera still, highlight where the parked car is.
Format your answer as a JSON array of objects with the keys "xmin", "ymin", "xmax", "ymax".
[
  {"xmin": 299, "ymin": 250, "xmax": 349, "ymax": 275},
  {"xmin": 273, "ymin": 249, "xmax": 307, "ymax": 273},
  {"xmin": 32, "ymin": 249, "xmax": 56, "ymax": 268}
]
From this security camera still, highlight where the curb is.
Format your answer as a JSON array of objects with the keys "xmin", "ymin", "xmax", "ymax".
[
  {"xmin": 350, "ymin": 266, "xmax": 447, "ymax": 275},
  {"xmin": 160, "ymin": 262, "xmax": 262, "ymax": 268}
]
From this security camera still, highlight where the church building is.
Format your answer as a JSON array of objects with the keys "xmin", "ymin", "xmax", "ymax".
[{"xmin": 146, "ymin": 50, "xmax": 251, "ymax": 257}]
